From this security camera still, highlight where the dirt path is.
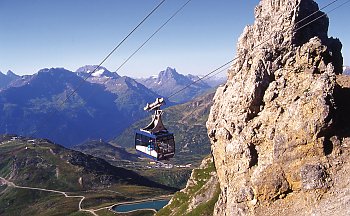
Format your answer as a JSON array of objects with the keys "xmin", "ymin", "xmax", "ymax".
[{"xmin": 0, "ymin": 177, "xmax": 98, "ymax": 216}]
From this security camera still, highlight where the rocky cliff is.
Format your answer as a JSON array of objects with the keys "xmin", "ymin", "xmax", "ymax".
[{"xmin": 206, "ymin": 0, "xmax": 350, "ymax": 215}]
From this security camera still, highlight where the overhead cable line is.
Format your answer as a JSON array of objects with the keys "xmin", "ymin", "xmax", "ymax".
[
  {"xmin": 296, "ymin": 0, "xmax": 349, "ymax": 31},
  {"xmin": 166, "ymin": 0, "xmax": 345, "ymax": 100},
  {"xmin": 30, "ymin": 0, "xmax": 193, "ymax": 139},
  {"xmin": 115, "ymin": 0, "xmax": 193, "ymax": 73},
  {"xmin": 167, "ymin": 61, "xmax": 233, "ymax": 99},
  {"xmin": 85, "ymin": 0, "xmax": 193, "ymax": 100},
  {"xmin": 30, "ymin": 0, "xmax": 166, "ymax": 138},
  {"xmin": 30, "ymin": 0, "xmax": 348, "ymax": 140},
  {"xmin": 57, "ymin": 0, "xmax": 166, "ymax": 108}
]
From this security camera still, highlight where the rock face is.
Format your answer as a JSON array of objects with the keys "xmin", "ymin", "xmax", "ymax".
[{"xmin": 207, "ymin": 0, "xmax": 350, "ymax": 215}]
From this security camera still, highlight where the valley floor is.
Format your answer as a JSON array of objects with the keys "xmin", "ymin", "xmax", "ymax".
[{"xmin": 0, "ymin": 176, "xmax": 173, "ymax": 216}]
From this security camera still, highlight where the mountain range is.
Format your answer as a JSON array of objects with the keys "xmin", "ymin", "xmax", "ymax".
[
  {"xmin": 0, "ymin": 68, "xmax": 130, "ymax": 146},
  {"xmin": 0, "ymin": 66, "xmax": 222, "ymax": 147},
  {"xmin": 344, "ymin": 66, "xmax": 350, "ymax": 75}
]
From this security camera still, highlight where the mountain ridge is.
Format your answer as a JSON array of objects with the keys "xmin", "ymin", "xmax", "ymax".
[
  {"xmin": 0, "ymin": 65, "xmax": 219, "ymax": 147},
  {"xmin": 137, "ymin": 67, "xmax": 212, "ymax": 103}
]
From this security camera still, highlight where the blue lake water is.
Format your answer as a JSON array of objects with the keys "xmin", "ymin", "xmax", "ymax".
[{"xmin": 112, "ymin": 199, "xmax": 170, "ymax": 213}]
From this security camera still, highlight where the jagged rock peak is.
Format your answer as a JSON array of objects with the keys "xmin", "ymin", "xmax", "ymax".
[
  {"xmin": 158, "ymin": 67, "xmax": 182, "ymax": 80},
  {"xmin": 232, "ymin": 0, "xmax": 342, "ymax": 82},
  {"xmin": 6, "ymin": 70, "xmax": 18, "ymax": 78},
  {"xmin": 207, "ymin": 0, "xmax": 348, "ymax": 215}
]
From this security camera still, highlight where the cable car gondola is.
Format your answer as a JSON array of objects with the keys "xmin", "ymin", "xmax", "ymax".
[{"xmin": 135, "ymin": 98, "xmax": 175, "ymax": 161}]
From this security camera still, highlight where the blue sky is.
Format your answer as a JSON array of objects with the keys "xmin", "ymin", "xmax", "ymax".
[{"xmin": 0, "ymin": 0, "xmax": 349, "ymax": 77}]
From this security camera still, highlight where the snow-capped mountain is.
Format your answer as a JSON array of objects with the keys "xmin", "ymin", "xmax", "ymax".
[
  {"xmin": 76, "ymin": 65, "xmax": 162, "ymax": 116},
  {"xmin": 76, "ymin": 65, "xmax": 120, "ymax": 79},
  {"xmin": 343, "ymin": 66, "xmax": 350, "ymax": 75}
]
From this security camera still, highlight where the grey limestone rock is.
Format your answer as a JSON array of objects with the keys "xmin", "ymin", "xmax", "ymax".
[{"xmin": 206, "ymin": 0, "xmax": 349, "ymax": 215}]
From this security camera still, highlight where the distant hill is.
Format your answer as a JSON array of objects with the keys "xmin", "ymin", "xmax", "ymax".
[
  {"xmin": 344, "ymin": 66, "xmax": 350, "ymax": 75},
  {"xmin": 0, "ymin": 136, "xmax": 175, "ymax": 215},
  {"xmin": 137, "ymin": 67, "xmax": 212, "ymax": 103},
  {"xmin": 113, "ymin": 90, "xmax": 215, "ymax": 164}
]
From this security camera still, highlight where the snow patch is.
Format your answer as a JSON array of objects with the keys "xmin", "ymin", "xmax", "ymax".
[{"xmin": 92, "ymin": 69, "xmax": 105, "ymax": 77}]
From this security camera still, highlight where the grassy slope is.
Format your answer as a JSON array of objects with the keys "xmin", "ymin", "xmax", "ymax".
[
  {"xmin": 0, "ymin": 136, "xmax": 175, "ymax": 216},
  {"xmin": 0, "ymin": 188, "xmax": 81, "ymax": 216},
  {"xmin": 71, "ymin": 140, "xmax": 139, "ymax": 165},
  {"xmin": 138, "ymin": 168, "xmax": 192, "ymax": 190},
  {"xmin": 156, "ymin": 157, "xmax": 220, "ymax": 216}
]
